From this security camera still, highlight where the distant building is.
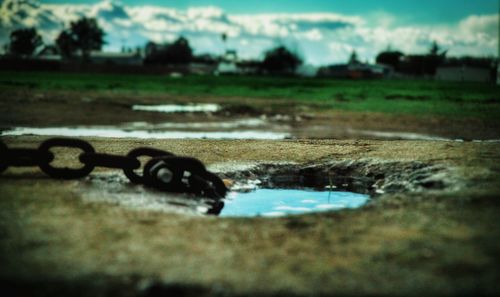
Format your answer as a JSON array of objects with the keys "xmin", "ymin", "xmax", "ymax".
[
  {"xmin": 89, "ymin": 51, "xmax": 143, "ymax": 66},
  {"xmin": 223, "ymin": 50, "xmax": 238, "ymax": 62},
  {"xmin": 295, "ymin": 64, "xmax": 318, "ymax": 77},
  {"xmin": 235, "ymin": 60, "xmax": 261, "ymax": 75},
  {"xmin": 36, "ymin": 45, "xmax": 62, "ymax": 61},
  {"xmin": 36, "ymin": 46, "xmax": 143, "ymax": 66},
  {"xmin": 216, "ymin": 61, "xmax": 239, "ymax": 75},
  {"xmin": 435, "ymin": 66, "xmax": 492, "ymax": 83},
  {"xmin": 317, "ymin": 63, "xmax": 391, "ymax": 79},
  {"xmin": 216, "ymin": 49, "xmax": 245, "ymax": 75},
  {"xmin": 496, "ymin": 64, "xmax": 500, "ymax": 85},
  {"xmin": 188, "ymin": 63, "xmax": 217, "ymax": 75}
]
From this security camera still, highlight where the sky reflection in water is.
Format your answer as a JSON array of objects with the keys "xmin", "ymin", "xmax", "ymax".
[{"xmin": 220, "ymin": 188, "xmax": 369, "ymax": 217}]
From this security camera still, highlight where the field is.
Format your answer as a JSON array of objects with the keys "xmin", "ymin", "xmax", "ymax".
[
  {"xmin": 1, "ymin": 71, "xmax": 500, "ymax": 296},
  {"xmin": 1, "ymin": 71, "xmax": 499, "ymax": 119}
]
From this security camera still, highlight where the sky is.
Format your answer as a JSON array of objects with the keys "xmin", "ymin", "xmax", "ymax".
[
  {"xmin": 40, "ymin": 0, "xmax": 499, "ymax": 25},
  {"xmin": 2, "ymin": 0, "xmax": 499, "ymax": 65}
]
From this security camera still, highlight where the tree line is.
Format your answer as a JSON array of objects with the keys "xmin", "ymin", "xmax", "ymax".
[
  {"xmin": 4, "ymin": 16, "xmax": 496, "ymax": 75},
  {"xmin": 5, "ymin": 17, "xmax": 104, "ymax": 61},
  {"xmin": 376, "ymin": 42, "xmax": 497, "ymax": 76},
  {"xmin": 375, "ymin": 42, "xmax": 448, "ymax": 75},
  {"xmin": 4, "ymin": 16, "xmax": 303, "ymax": 74}
]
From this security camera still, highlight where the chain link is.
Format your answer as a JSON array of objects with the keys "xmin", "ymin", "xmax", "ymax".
[
  {"xmin": 0, "ymin": 141, "xmax": 7, "ymax": 173},
  {"xmin": 80, "ymin": 152, "xmax": 140, "ymax": 170},
  {"xmin": 123, "ymin": 147, "xmax": 174, "ymax": 184},
  {"xmin": 38, "ymin": 138, "xmax": 96, "ymax": 179},
  {"xmin": 0, "ymin": 138, "xmax": 227, "ymax": 206},
  {"xmin": 2, "ymin": 148, "xmax": 54, "ymax": 167}
]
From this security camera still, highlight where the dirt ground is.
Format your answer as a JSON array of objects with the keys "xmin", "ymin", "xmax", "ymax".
[
  {"xmin": 1, "ymin": 136, "xmax": 499, "ymax": 296},
  {"xmin": 1, "ymin": 86, "xmax": 500, "ymax": 295},
  {"xmin": 1, "ymin": 89, "xmax": 499, "ymax": 140}
]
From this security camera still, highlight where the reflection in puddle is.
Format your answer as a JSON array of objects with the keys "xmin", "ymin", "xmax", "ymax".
[
  {"xmin": 1, "ymin": 127, "xmax": 290, "ymax": 140},
  {"xmin": 220, "ymin": 189, "xmax": 369, "ymax": 217},
  {"xmin": 132, "ymin": 104, "xmax": 220, "ymax": 113},
  {"xmin": 124, "ymin": 118, "xmax": 266, "ymax": 130},
  {"xmin": 75, "ymin": 173, "xmax": 368, "ymax": 217},
  {"xmin": 348, "ymin": 129, "xmax": 451, "ymax": 141}
]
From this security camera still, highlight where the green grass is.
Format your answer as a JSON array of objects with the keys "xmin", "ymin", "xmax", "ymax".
[{"xmin": 1, "ymin": 71, "xmax": 499, "ymax": 119}]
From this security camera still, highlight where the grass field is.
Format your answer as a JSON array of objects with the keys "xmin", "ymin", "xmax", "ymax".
[{"xmin": 1, "ymin": 71, "xmax": 499, "ymax": 119}]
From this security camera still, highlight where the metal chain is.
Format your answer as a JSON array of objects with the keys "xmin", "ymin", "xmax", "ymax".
[{"xmin": 0, "ymin": 138, "xmax": 227, "ymax": 202}]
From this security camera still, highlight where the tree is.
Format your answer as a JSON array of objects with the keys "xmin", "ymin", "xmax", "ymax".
[
  {"xmin": 8, "ymin": 28, "xmax": 43, "ymax": 57},
  {"xmin": 348, "ymin": 50, "xmax": 360, "ymax": 65},
  {"xmin": 55, "ymin": 30, "xmax": 76, "ymax": 59},
  {"xmin": 425, "ymin": 41, "xmax": 447, "ymax": 75},
  {"xmin": 221, "ymin": 33, "xmax": 228, "ymax": 52},
  {"xmin": 385, "ymin": 42, "xmax": 448, "ymax": 76},
  {"xmin": 165, "ymin": 37, "xmax": 192, "ymax": 64},
  {"xmin": 145, "ymin": 41, "xmax": 157, "ymax": 57},
  {"xmin": 69, "ymin": 17, "xmax": 105, "ymax": 60},
  {"xmin": 261, "ymin": 45, "xmax": 302, "ymax": 74},
  {"xmin": 144, "ymin": 37, "xmax": 193, "ymax": 65},
  {"xmin": 376, "ymin": 50, "xmax": 404, "ymax": 69},
  {"xmin": 429, "ymin": 41, "xmax": 445, "ymax": 56},
  {"xmin": 54, "ymin": 17, "xmax": 105, "ymax": 61}
]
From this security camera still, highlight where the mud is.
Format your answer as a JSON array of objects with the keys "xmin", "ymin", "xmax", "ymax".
[
  {"xmin": 55, "ymin": 158, "xmax": 457, "ymax": 217},
  {"xmin": 221, "ymin": 160, "xmax": 460, "ymax": 195},
  {"xmin": 1, "ymin": 89, "xmax": 500, "ymax": 140}
]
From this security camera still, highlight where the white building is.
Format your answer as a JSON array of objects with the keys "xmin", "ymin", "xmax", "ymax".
[{"xmin": 436, "ymin": 66, "xmax": 492, "ymax": 83}]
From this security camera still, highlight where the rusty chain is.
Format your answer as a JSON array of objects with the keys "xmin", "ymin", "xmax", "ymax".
[{"xmin": 0, "ymin": 138, "xmax": 227, "ymax": 208}]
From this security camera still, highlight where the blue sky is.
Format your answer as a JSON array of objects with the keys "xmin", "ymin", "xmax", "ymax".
[
  {"xmin": 42, "ymin": 0, "xmax": 499, "ymax": 24},
  {"xmin": 3, "ymin": 0, "xmax": 499, "ymax": 64}
]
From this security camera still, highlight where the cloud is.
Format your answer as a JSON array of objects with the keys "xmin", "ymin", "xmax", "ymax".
[
  {"xmin": 0, "ymin": 0, "xmax": 497, "ymax": 65},
  {"xmin": 92, "ymin": 0, "xmax": 129, "ymax": 20}
]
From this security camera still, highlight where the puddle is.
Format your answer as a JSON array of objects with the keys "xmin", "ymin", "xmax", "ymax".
[
  {"xmin": 123, "ymin": 118, "xmax": 267, "ymax": 130},
  {"xmin": 1, "ymin": 127, "xmax": 290, "ymax": 140},
  {"xmin": 74, "ymin": 160, "xmax": 457, "ymax": 218},
  {"xmin": 79, "ymin": 173, "xmax": 369, "ymax": 217},
  {"xmin": 79, "ymin": 172, "xmax": 370, "ymax": 217},
  {"xmin": 0, "ymin": 116, "xmax": 292, "ymax": 140},
  {"xmin": 4, "ymin": 116, "xmax": 496, "ymax": 141},
  {"xmin": 220, "ymin": 188, "xmax": 369, "ymax": 217},
  {"xmin": 132, "ymin": 104, "xmax": 220, "ymax": 113},
  {"xmin": 347, "ymin": 129, "xmax": 452, "ymax": 141}
]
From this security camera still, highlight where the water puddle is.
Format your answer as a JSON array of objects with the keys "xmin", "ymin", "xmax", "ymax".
[
  {"xmin": 220, "ymin": 188, "xmax": 369, "ymax": 217},
  {"xmin": 132, "ymin": 104, "xmax": 220, "ymax": 113},
  {"xmin": 1, "ymin": 126, "xmax": 290, "ymax": 140},
  {"xmin": 123, "ymin": 118, "xmax": 267, "ymax": 130},
  {"xmin": 78, "ymin": 170, "xmax": 369, "ymax": 218},
  {"xmin": 73, "ymin": 160, "xmax": 455, "ymax": 218},
  {"xmin": 348, "ymin": 129, "xmax": 452, "ymax": 141}
]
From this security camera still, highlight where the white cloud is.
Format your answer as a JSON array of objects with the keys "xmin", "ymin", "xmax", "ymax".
[
  {"xmin": 0, "ymin": 0, "xmax": 497, "ymax": 64},
  {"xmin": 459, "ymin": 14, "xmax": 498, "ymax": 36},
  {"xmin": 187, "ymin": 6, "xmax": 225, "ymax": 20}
]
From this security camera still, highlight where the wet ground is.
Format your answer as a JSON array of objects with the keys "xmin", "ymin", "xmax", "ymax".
[
  {"xmin": 1, "ymin": 89, "xmax": 500, "ymax": 141},
  {"xmin": 0, "ymin": 87, "xmax": 500, "ymax": 296},
  {"xmin": 1, "ymin": 137, "xmax": 499, "ymax": 296},
  {"xmin": 65, "ymin": 171, "xmax": 370, "ymax": 217}
]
